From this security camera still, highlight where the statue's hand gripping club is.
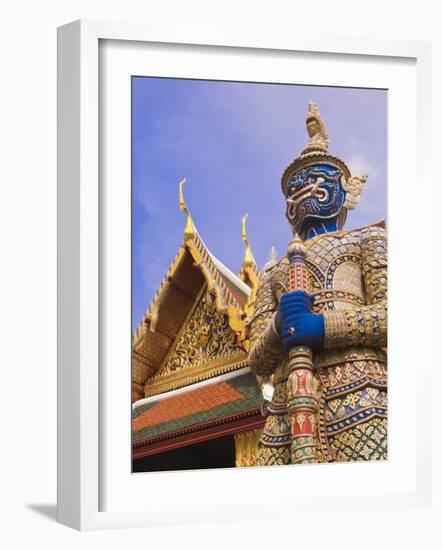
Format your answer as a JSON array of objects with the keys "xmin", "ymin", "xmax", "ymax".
[{"xmin": 275, "ymin": 291, "xmax": 325, "ymax": 352}]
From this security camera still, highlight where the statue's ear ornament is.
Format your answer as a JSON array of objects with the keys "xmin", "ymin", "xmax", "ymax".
[{"xmin": 342, "ymin": 173, "xmax": 368, "ymax": 210}]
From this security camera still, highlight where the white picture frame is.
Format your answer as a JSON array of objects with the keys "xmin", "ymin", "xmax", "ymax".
[{"xmin": 57, "ymin": 19, "xmax": 434, "ymax": 532}]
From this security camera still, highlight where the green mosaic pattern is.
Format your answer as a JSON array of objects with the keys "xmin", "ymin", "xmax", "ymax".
[{"xmin": 132, "ymin": 372, "xmax": 262, "ymax": 443}]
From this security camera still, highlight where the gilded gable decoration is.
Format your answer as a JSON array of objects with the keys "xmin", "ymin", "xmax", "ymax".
[
  {"xmin": 161, "ymin": 291, "xmax": 239, "ymax": 376},
  {"xmin": 132, "ymin": 178, "xmax": 261, "ymax": 400}
]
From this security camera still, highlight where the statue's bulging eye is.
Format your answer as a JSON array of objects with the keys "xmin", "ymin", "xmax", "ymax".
[{"xmin": 316, "ymin": 188, "xmax": 328, "ymax": 202}]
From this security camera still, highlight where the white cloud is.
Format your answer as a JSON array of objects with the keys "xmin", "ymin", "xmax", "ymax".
[{"xmin": 347, "ymin": 156, "xmax": 378, "ymax": 179}]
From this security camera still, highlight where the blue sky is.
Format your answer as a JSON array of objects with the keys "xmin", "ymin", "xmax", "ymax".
[{"xmin": 132, "ymin": 77, "xmax": 387, "ymax": 331}]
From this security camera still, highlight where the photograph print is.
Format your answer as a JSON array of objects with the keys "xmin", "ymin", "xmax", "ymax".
[{"xmin": 130, "ymin": 77, "xmax": 388, "ymax": 472}]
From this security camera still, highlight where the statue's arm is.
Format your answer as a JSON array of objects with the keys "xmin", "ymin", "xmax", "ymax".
[
  {"xmin": 322, "ymin": 225, "xmax": 388, "ymax": 350},
  {"xmin": 248, "ymin": 269, "xmax": 284, "ymax": 376}
]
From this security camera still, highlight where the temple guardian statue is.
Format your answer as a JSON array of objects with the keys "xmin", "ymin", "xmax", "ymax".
[{"xmin": 248, "ymin": 102, "xmax": 387, "ymax": 465}]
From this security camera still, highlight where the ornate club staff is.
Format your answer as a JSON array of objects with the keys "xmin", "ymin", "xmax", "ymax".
[{"xmin": 286, "ymin": 235, "xmax": 320, "ymax": 464}]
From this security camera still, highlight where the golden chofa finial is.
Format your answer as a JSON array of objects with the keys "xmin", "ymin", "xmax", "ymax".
[
  {"xmin": 179, "ymin": 178, "xmax": 196, "ymax": 241},
  {"xmin": 302, "ymin": 100, "xmax": 330, "ymax": 155},
  {"xmin": 241, "ymin": 214, "xmax": 255, "ymax": 268}
]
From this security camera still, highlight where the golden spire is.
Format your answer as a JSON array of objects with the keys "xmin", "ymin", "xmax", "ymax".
[
  {"xmin": 302, "ymin": 100, "xmax": 330, "ymax": 154},
  {"xmin": 179, "ymin": 178, "xmax": 196, "ymax": 241},
  {"xmin": 241, "ymin": 214, "xmax": 255, "ymax": 268}
]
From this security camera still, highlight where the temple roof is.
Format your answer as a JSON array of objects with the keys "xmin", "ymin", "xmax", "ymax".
[
  {"xmin": 131, "ymin": 179, "xmax": 260, "ymax": 402},
  {"xmin": 132, "ymin": 368, "xmax": 264, "ymax": 456},
  {"xmin": 132, "ymin": 229, "xmax": 250, "ymax": 349}
]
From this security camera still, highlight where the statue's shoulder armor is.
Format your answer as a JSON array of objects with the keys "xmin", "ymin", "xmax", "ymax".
[
  {"xmin": 359, "ymin": 221, "xmax": 387, "ymax": 240},
  {"xmin": 323, "ymin": 221, "xmax": 386, "ymax": 245},
  {"xmin": 358, "ymin": 222, "xmax": 388, "ymax": 271},
  {"xmin": 351, "ymin": 220, "xmax": 387, "ymax": 240}
]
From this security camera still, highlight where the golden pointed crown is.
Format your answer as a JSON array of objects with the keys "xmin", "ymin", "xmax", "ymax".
[{"xmin": 281, "ymin": 102, "xmax": 368, "ymax": 210}]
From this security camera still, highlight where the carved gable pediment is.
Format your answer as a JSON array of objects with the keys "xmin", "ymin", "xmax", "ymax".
[
  {"xmin": 144, "ymin": 288, "xmax": 248, "ymax": 397},
  {"xmin": 162, "ymin": 289, "xmax": 239, "ymax": 375},
  {"xmin": 132, "ymin": 191, "xmax": 260, "ymax": 402}
]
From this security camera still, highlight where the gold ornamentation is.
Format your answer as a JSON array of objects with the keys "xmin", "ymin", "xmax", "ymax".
[
  {"xmin": 330, "ymin": 417, "xmax": 387, "ymax": 462},
  {"xmin": 234, "ymin": 429, "xmax": 262, "ymax": 467},
  {"xmin": 267, "ymin": 378, "xmax": 289, "ymax": 414},
  {"xmin": 260, "ymin": 413, "xmax": 291, "ymax": 440},
  {"xmin": 270, "ymin": 256, "xmax": 290, "ymax": 300},
  {"xmin": 343, "ymin": 392, "xmax": 362, "ymax": 410},
  {"xmin": 186, "ymin": 224, "xmax": 250, "ymax": 345},
  {"xmin": 241, "ymin": 214, "xmax": 255, "ymax": 268},
  {"xmin": 296, "ymin": 413, "xmax": 306, "ymax": 430},
  {"xmin": 248, "ymin": 317, "xmax": 284, "ymax": 377},
  {"xmin": 318, "ymin": 358, "xmax": 387, "ymax": 390},
  {"xmin": 246, "ymin": 103, "xmax": 388, "ymax": 466},
  {"xmin": 315, "ymin": 347, "xmax": 386, "ymax": 369},
  {"xmin": 239, "ymin": 214, "xmax": 260, "ymax": 333},
  {"xmin": 142, "ymin": 283, "xmax": 250, "ymax": 398},
  {"xmin": 319, "ymin": 226, "xmax": 387, "ymax": 350},
  {"xmin": 255, "ymin": 443, "xmax": 291, "ymax": 466},
  {"xmin": 302, "ymin": 100, "xmax": 330, "ymax": 154},
  {"xmin": 248, "ymin": 266, "xmax": 285, "ymax": 377},
  {"xmin": 143, "ymin": 352, "xmax": 248, "ymax": 398},
  {"xmin": 179, "ymin": 178, "xmax": 196, "ymax": 241},
  {"xmin": 160, "ymin": 291, "xmax": 240, "ymax": 376},
  {"xmin": 248, "ymin": 223, "xmax": 388, "ymax": 465},
  {"xmin": 332, "ymin": 262, "xmax": 365, "ymax": 300},
  {"xmin": 342, "ymin": 174, "xmax": 368, "ymax": 210},
  {"xmin": 281, "ymin": 101, "xmax": 352, "ymax": 196},
  {"xmin": 133, "ymin": 180, "xmax": 255, "ymax": 393}
]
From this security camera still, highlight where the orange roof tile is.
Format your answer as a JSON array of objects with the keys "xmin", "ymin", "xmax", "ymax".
[{"xmin": 133, "ymin": 381, "xmax": 244, "ymax": 432}]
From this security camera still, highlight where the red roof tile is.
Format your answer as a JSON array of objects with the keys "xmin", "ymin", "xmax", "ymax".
[{"xmin": 133, "ymin": 381, "xmax": 244, "ymax": 432}]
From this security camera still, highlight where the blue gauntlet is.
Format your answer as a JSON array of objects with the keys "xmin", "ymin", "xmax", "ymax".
[{"xmin": 275, "ymin": 290, "xmax": 325, "ymax": 352}]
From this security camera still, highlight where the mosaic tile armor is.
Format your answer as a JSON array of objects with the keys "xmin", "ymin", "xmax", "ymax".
[{"xmin": 249, "ymin": 223, "xmax": 387, "ymax": 464}]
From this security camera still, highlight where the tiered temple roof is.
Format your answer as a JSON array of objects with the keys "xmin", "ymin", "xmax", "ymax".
[
  {"xmin": 132, "ymin": 180, "xmax": 263, "ymax": 458},
  {"xmin": 133, "ymin": 368, "xmax": 263, "ymax": 459}
]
